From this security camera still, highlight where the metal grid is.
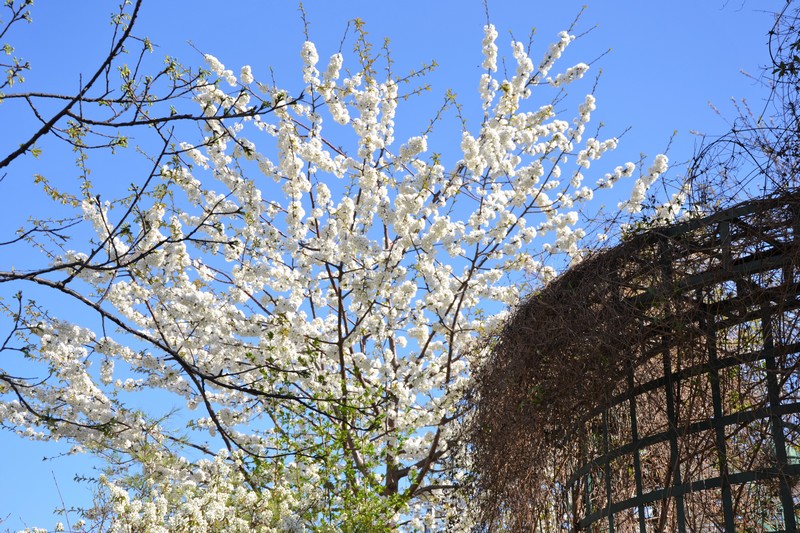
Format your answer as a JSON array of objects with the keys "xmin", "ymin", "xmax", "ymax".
[{"xmin": 564, "ymin": 197, "xmax": 800, "ymax": 532}]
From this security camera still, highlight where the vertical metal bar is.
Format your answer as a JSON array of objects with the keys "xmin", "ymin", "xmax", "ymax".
[
  {"xmin": 659, "ymin": 237, "xmax": 687, "ymax": 532},
  {"xmin": 720, "ymin": 221, "xmax": 732, "ymax": 272},
  {"xmin": 661, "ymin": 347, "xmax": 687, "ymax": 532},
  {"xmin": 706, "ymin": 220, "xmax": 737, "ymax": 529},
  {"xmin": 603, "ymin": 409, "xmax": 615, "ymax": 533},
  {"xmin": 705, "ymin": 317, "xmax": 736, "ymax": 530},
  {"xmin": 762, "ymin": 306, "xmax": 798, "ymax": 531},
  {"xmin": 627, "ymin": 361, "xmax": 647, "ymax": 533}
]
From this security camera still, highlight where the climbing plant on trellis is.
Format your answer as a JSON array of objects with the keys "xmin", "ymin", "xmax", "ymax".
[{"xmin": 470, "ymin": 193, "xmax": 800, "ymax": 532}]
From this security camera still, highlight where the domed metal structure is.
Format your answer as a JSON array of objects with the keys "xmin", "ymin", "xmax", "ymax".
[{"xmin": 470, "ymin": 193, "xmax": 800, "ymax": 532}]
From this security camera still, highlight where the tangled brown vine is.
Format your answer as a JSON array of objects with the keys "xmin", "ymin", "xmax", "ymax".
[{"xmin": 468, "ymin": 192, "xmax": 800, "ymax": 531}]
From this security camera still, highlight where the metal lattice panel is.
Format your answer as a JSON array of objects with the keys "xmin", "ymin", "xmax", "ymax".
[{"xmin": 566, "ymin": 198, "xmax": 800, "ymax": 532}]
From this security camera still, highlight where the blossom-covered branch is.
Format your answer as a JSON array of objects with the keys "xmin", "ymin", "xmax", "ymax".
[{"xmin": 0, "ymin": 4, "xmax": 673, "ymax": 530}]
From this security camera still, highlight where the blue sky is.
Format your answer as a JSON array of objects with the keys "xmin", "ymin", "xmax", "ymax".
[{"xmin": 0, "ymin": 1, "xmax": 785, "ymax": 530}]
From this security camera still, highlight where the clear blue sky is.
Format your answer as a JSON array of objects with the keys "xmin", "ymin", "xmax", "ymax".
[{"xmin": 0, "ymin": 1, "xmax": 784, "ymax": 530}]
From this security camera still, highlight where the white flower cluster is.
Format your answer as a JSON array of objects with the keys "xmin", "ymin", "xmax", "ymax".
[
  {"xmin": 619, "ymin": 153, "xmax": 670, "ymax": 213},
  {"xmin": 240, "ymin": 65, "xmax": 254, "ymax": 85},
  {"xmin": 651, "ymin": 183, "xmax": 690, "ymax": 225},
  {"xmin": 538, "ymin": 30, "xmax": 574, "ymax": 80},
  {"xmin": 104, "ymin": 452, "xmax": 303, "ymax": 532},
  {"xmin": 204, "ymin": 54, "xmax": 237, "ymax": 86},
  {"xmin": 548, "ymin": 62, "xmax": 589, "ymax": 87},
  {"xmin": 318, "ymin": 53, "xmax": 349, "ymax": 124},
  {"xmin": 300, "ymin": 41, "xmax": 320, "ymax": 85},
  {"xmin": 481, "ymin": 24, "xmax": 499, "ymax": 72}
]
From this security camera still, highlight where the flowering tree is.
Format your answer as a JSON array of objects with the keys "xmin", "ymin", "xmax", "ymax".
[{"xmin": 0, "ymin": 1, "xmax": 672, "ymax": 530}]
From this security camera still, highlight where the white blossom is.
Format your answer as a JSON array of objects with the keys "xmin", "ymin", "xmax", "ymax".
[
  {"xmin": 240, "ymin": 65, "xmax": 253, "ymax": 85},
  {"xmin": 481, "ymin": 24, "xmax": 499, "ymax": 72}
]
